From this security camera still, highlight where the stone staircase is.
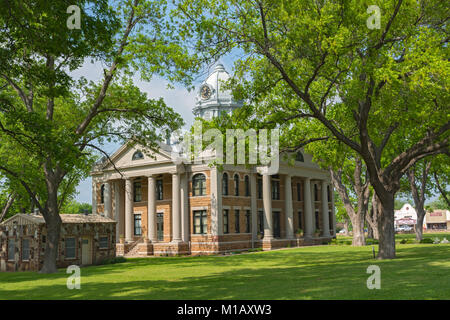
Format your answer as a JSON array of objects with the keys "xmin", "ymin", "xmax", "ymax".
[{"xmin": 124, "ymin": 237, "xmax": 144, "ymax": 257}]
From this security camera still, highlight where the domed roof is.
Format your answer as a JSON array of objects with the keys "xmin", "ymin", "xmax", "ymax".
[{"xmin": 193, "ymin": 63, "xmax": 242, "ymax": 120}]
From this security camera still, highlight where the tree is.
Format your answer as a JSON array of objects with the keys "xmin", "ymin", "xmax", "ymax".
[
  {"xmin": 61, "ymin": 200, "xmax": 92, "ymax": 214},
  {"xmin": 407, "ymin": 159, "xmax": 432, "ymax": 241},
  {"xmin": 0, "ymin": 0, "xmax": 197, "ymax": 273},
  {"xmin": 178, "ymin": 0, "xmax": 449, "ymax": 259}
]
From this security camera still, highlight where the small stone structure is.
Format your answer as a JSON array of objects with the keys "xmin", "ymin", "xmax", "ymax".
[{"xmin": 0, "ymin": 213, "xmax": 116, "ymax": 272}]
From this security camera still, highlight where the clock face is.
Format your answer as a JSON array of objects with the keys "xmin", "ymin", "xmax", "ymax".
[{"xmin": 200, "ymin": 85, "xmax": 211, "ymax": 100}]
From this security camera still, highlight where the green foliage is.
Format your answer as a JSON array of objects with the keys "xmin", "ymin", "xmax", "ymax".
[
  {"xmin": 420, "ymin": 238, "xmax": 434, "ymax": 244},
  {"xmin": 99, "ymin": 256, "xmax": 127, "ymax": 265},
  {"xmin": 61, "ymin": 200, "xmax": 92, "ymax": 214}
]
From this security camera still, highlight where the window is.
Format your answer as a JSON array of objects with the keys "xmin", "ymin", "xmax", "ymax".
[
  {"xmin": 272, "ymin": 179, "xmax": 280, "ymax": 200},
  {"xmin": 245, "ymin": 175, "xmax": 250, "ymax": 196},
  {"xmin": 100, "ymin": 184, "xmax": 105, "ymax": 204},
  {"xmin": 235, "ymin": 210, "xmax": 240, "ymax": 233},
  {"xmin": 99, "ymin": 236, "xmax": 108, "ymax": 249},
  {"xmin": 327, "ymin": 185, "xmax": 331, "ymax": 202},
  {"xmin": 134, "ymin": 214, "xmax": 142, "ymax": 236},
  {"xmin": 245, "ymin": 210, "xmax": 251, "ymax": 233},
  {"xmin": 297, "ymin": 183, "xmax": 302, "ymax": 201},
  {"xmin": 132, "ymin": 150, "xmax": 144, "ymax": 160},
  {"xmin": 194, "ymin": 210, "xmax": 207, "ymax": 234},
  {"xmin": 157, "ymin": 213, "xmax": 164, "ymax": 241},
  {"xmin": 134, "ymin": 181, "xmax": 142, "ymax": 202},
  {"xmin": 234, "ymin": 174, "xmax": 240, "ymax": 196},
  {"xmin": 22, "ymin": 239, "xmax": 30, "ymax": 261},
  {"xmin": 298, "ymin": 210, "xmax": 303, "ymax": 229},
  {"xmin": 315, "ymin": 210, "xmax": 320, "ymax": 230},
  {"xmin": 314, "ymin": 184, "xmax": 319, "ymax": 202},
  {"xmin": 8, "ymin": 239, "xmax": 15, "ymax": 261},
  {"xmin": 296, "ymin": 151, "xmax": 304, "ymax": 162},
  {"xmin": 193, "ymin": 174, "xmax": 207, "ymax": 196},
  {"xmin": 328, "ymin": 210, "xmax": 333, "ymax": 232},
  {"xmin": 223, "ymin": 209, "xmax": 229, "ymax": 234},
  {"xmin": 156, "ymin": 179, "xmax": 163, "ymax": 200},
  {"xmin": 222, "ymin": 173, "xmax": 229, "ymax": 195},
  {"xmin": 258, "ymin": 210, "xmax": 264, "ymax": 235},
  {"xmin": 65, "ymin": 238, "xmax": 76, "ymax": 259},
  {"xmin": 257, "ymin": 177, "xmax": 262, "ymax": 199}
]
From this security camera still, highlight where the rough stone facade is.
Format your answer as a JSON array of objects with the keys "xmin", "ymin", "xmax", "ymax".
[{"xmin": 0, "ymin": 214, "xmax": 116, "ymax": 272}]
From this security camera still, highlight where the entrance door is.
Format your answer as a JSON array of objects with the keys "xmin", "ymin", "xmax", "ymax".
[
  {"xmin": 81, "ymin": 237, "xmax": 92, "ymax": 265},
  {"xmin": 157, "ymin": 213, "xmax": 164, "ymax": 241},
  {"xmin": 273, "ymin": 212, "xmax": 281, "ymax": 238}
]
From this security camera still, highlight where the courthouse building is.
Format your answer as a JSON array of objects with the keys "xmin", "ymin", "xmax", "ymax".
[{"xmin": 90, "ymin": 64, "xmax": 336, "ymax": 256}]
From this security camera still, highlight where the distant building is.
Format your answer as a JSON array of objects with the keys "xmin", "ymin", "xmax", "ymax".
[
  {"xmin": 0, "ymin": 214, "xmax": 116, "ymax": 272},
  {"xmin": 394, "ymin": 203, "xmax": 421, "ymax": 229},
  {"xmin": 425, "ymin": 210, "xmax": 450, "ymax": 231}
]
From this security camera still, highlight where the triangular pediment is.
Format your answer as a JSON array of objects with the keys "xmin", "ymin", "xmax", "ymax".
[{"xmin": 101, "ymin": 141, "xmax": 174, "ymax": 171}]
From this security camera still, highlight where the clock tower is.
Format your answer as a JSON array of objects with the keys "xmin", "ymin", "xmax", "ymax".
[{"xmin": 193, "ymin": 64, "xmax": 243, "ymax": 120}]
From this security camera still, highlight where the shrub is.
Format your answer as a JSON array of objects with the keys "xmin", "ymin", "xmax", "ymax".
[
  {"xmin": 420, "ymin": 238, "xmax": 434, "ymax": 244},
  {"xmin": 100, "ymin": 256, "xmax": 127, "ymax": 265}
]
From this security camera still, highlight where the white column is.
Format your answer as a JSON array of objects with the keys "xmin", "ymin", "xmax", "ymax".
[
  {"xmin": 250, "ymin": 173, "xmax": 258, "ymax": 242},
  {"xmin": 180, "ymin": 173, "xmax": 190, "ymax": 242},
  {"xmin": 92, "ymin": 179, "xmax": 97, "ymax": 215},
  {"xmin": 210, "ymin": 168, "xmax": 222, "ymax": 236},
  {"xmin": 262, "ymin": 174, "xmax": 273, "ymax": 240},
  {"xmin": 148, "ymin": 175, "xmax": 157, "ymax": 242},
  {"xmin": 311, "ymin": 180, "xmax": 316, "ymax": 233},
  {"xmin": 321, "ymin": 181, "xmax": 331, "ymax": 237},
  {"xmin": 114, "ymin": 181, "xmax": 121, "ymax": 243},
  {"xmin": 104, "ymin": 182, "xmax": 112, "ymax": 218},
  {"xmin": 125, "ymin": 178, "xmax": 133, "ymax": 242},
  {"xmin": 331, "ymin": 184, "xmax": 336, "ymax": 236},
  {"xmin": 304, "ymin": 178, "xmax": 313, "ymax": 239},
  {"xmin": 285, "ymin": 174, "xmax": 294, "ymax": 239},
  {"xmin": 172, "ymin": 173, "xmax": 182, "ymax": 242}
]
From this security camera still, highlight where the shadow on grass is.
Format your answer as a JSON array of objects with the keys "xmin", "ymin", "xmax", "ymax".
[{"xmin": 0, "ymin": 245, "xmax": 449, "ymax": 300}]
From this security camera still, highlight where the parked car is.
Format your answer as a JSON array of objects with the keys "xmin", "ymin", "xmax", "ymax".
[{"xmin": 396, "ymin": 225, "xmax": 413, "ymax": 232}]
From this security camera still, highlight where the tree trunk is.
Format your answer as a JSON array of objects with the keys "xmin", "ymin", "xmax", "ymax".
[
  {"xmin": 367, "ymin": 223, "xmax": 373, "ymax": 239},
  {"xmin": 39, "ymin": 177, "xmax": 62, "ymax": 274},
  {"xmin": 0, "ymin": 192, "xmax": 17, "ymax": 222},
  {"xmin": 415, "ymin": 212, "xmax": 425, "ymax": 242},
  {"xmin": 366, "ymin": 192, "xmax": 379, "ymax": 240},
  {"xmin": 351, "ymin": 212, "xmax": 366, "ymax": 246},
  {"xmin": 377, "ymin": 193, "xmax": 396, "ymax": 259},
  {"xmin": 343, "ymin": 218, "xmax": 350, "ymax": 236},
  {"xmin": 407, "ymin": 162, "xmax": 431, "ymax": 242}
]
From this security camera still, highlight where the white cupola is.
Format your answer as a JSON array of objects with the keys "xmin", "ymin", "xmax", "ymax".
[{"xmin": 193, "ymin": 63, "xmax": 243, "ymax": 120}]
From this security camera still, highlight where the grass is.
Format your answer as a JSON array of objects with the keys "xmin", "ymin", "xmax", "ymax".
[{"xmin": 0, "ymin": 233, "xmax": 449, "ymax": 300}]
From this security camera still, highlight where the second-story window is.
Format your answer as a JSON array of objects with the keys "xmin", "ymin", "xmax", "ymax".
[
  {"xmin": 234, "ymin": 174, "xmax": 240, "ymax": 196},
  {"xmin": 156, "ymin": 179, "xmax": 163, "ymax": 200},
  {"xmin": 134, "ymin": 181, "xmax": 142, "ymax": 202},
  {"xmin": 193, "ymin": 174, "xmax": 206, "ymax": 196},
  {"xmin": 245, "ymin": 175, "xmax": 250, "ymax": 196},
  {"xmin": 222, "ymin": 172, "xmax": 229, "ymax": 195}
]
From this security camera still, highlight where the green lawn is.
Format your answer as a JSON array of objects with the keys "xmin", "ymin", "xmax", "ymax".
[{"xmin": 1, "ymin": 234, "xmax": 449, "ymax": 300}]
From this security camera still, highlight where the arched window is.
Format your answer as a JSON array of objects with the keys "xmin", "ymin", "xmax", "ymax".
[
  {"xmin": 193, "ymin": 174, "xmax": 206, "ymax": 196},
  {"xmin": 244, "ymin": 175, "xmax": 250, "ymax": 196},
  {"xmin": 222, "ymin": 172, "xmax": 229, "ymax": 195},
  {"xmin": 132, "ymin": 150, "xmax": 144, "ymax": 160},
  {"xmin": 100, "ymin": 184, "xmax": 105, "ymax": 204},
  {"xmin": 295, "ymin": 151, "xmax": 304, "ymax": 162},
  {"xmin": 234, "ymin": 174, "xmax": 240, "ymax": 196}
]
